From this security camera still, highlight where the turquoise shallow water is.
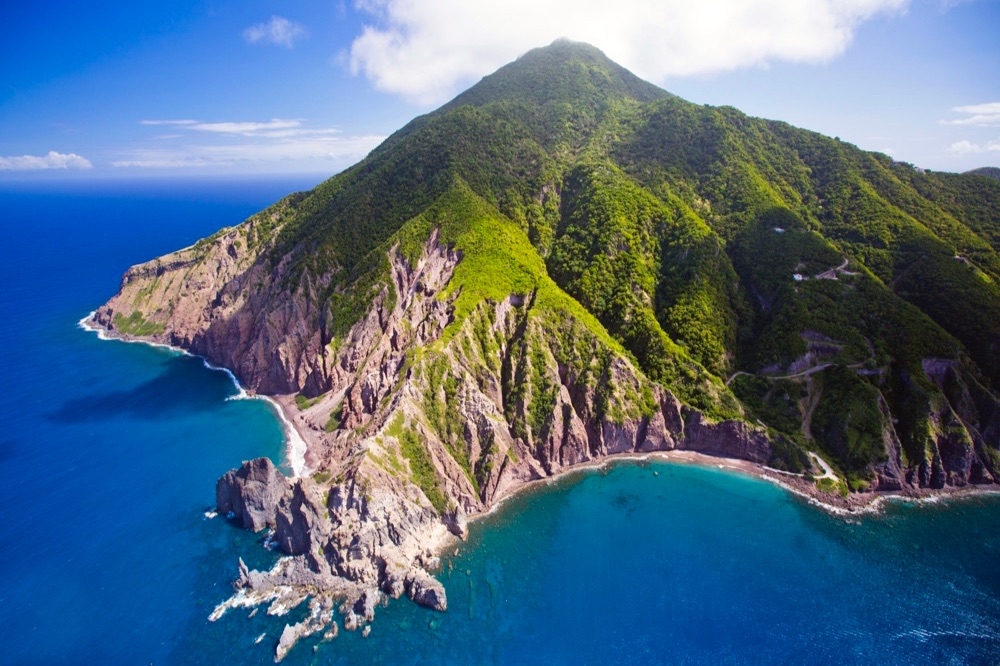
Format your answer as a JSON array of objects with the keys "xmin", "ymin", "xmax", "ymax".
[
  {"xmin": 0, "ymin": 179, "xmax": 998, "ymax": 664},
  {"xmin": 297, "ymin": 462, "xmax": 1000, "ymax": 665}
]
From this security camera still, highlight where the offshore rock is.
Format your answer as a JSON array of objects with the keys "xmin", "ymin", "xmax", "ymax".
[
  {"xmin": 444, "ymin": 507, "xmax": 468, "ymax": 540},
  {"xmin": 353, "ymin": 588, "xmax": 380, "ymax": 623},
  {"xmin": 405, "ymin": 570, "xmax": 447, "ymax": 611},
  {"xmin": 274, "ymin": 597, "xmax": 334, "ymax": 662},
  {"xmin": 275, "ymin": 624, "xmax": 300, "ymax": 663},
  {"xmin": 216, "ymin": 458, "xmax": 291, "ymax": 532}
]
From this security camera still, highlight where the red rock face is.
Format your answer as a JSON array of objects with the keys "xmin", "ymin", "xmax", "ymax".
[
  {"xmin": 103, "ymin": 215, "xmax": 780, "ymax": 520},
  {"xmin": 100, "ymin": 196, "xmax": 1000, "ymax": 665}
]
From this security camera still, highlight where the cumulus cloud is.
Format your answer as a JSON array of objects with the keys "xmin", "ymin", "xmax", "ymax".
[
  {"xmin": 940, "ymin": 102, "xmax": 1000, "ymax": 127},
  {"xmin": 114, "ymin": 118, "xmax": 384, "ymax": 169},
  {"xmin": 243, "ymin": 16, "xmax": 306, "ymax": 48},
  {"xmin": 0, "ymin": 150, "xmax": 93, "ymax": 171},
  {"xmin": 348, "ymin": 0, "xmax": 908, "ymax": 104},
  {"xmin": 946, "ymin": 139, "xmax": 1000, "ymax": 154}
]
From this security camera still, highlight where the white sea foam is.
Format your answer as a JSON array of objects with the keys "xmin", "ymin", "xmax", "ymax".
[
  {"xmin": 204, "ymin": 510, "xmax": 218, "ymax": 520},
  {"xmin": 79, "ymin": 312, "xmax": 185, "ymax": 354},
  {"xmin": 78, "ymin": 311, "xmax": 97, "ymax": 331},
  {"xmin": 196, "ymin": 357, "xmax": 246, "ymax": 399},
  {"xmin": 82, "ymin": 311, "xmax": 309, "ymax": 477},
  {"xmin": 258, "ymin": 395, "xmax": 311, "ymax": 479}
]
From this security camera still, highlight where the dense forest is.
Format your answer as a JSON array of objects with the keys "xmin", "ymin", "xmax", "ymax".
[{"xmin": 242, "ymin": 40, "xmax": 1000, "ymax": 493}]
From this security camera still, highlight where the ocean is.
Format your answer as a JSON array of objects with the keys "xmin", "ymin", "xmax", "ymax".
[{"xmin": 0, "ymin": 178, "xmax": 998, "ymax": 665}]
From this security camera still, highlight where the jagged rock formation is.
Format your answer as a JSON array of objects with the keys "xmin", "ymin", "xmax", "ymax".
[
  {"xmin": 216, "ymin": 457, "xmax": 289, "ymax": 532},
  {"xmin": 89, "ymin": 40, "xmax": 1000, "ymax": 660}
]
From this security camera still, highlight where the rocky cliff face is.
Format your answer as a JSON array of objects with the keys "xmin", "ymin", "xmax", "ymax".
[
  {"xmin": 93, "ymin": 197, "xmax": 334, "ymax": 396},
  {"xmin": 90, "ymin": 190, "xmax": 1000, "ymax": 660},
  {"xmin": 211, "ymin": 454, "xmax": 452, "ymax": 659},
  {"xmin": 88, "ymin": 42, "xmax": 1000, "ymax": 661},
  {"xmin": 91, "ymin": 223, "xmax": 784, "ymax": 658}
]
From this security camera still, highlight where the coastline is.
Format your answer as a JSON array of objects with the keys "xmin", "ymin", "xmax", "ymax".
[
  {"xmin": 78, "ymin": 311, "xmax": 998, "ymax": 525},
  {"xmin": 470, "ymin": 449, "xmax": 1000, "ymax": 527},
  {"xmin": 78, "ymin": 312, "xmax": 310, "ymax": 478}
]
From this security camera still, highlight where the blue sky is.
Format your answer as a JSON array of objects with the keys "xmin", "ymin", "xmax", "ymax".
[{"xmin": 1, "ymin": 0, "xmax": 997, "ymax": 178}]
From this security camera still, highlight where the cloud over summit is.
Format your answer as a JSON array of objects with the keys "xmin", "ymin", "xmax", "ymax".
[{"xmin": 349, "ymin": 0, "xmax": 908, "ymax": 104}]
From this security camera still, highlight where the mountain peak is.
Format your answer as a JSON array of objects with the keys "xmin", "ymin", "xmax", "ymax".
[{"xmin": 441, "ymin": 39, "xmax": 670, "ymax": 112}]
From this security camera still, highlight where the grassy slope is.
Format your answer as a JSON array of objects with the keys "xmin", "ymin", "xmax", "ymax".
[{"xmin": 204, "ymin": 41, "xmax": 997, "ymax": 486}]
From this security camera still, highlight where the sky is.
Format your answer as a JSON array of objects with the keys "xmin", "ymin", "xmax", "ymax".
[{"xmin": 1, "ymin": 0, "xmax": 998, "ymax": 179}]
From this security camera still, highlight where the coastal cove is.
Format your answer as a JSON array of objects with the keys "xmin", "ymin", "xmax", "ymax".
[
  {"xmin": 195, "ymin": 456, "xmax": 1000, "ymax": 664},
  {"xmin": 72, "ymin": 312, "xmax": 1000, "ymax": 663},
  {"xmin": 2, "ymin": 179, "xmax": 999, "ymax": 663}
]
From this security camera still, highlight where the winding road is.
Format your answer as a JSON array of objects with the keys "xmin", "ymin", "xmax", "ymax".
[
  {"xmin": 808, "ymin": 452, "xmax": 837, "ymax": 481},
  {"xmin": 726, "ymin": 363, "xmax": 834, "ymax": 387}
]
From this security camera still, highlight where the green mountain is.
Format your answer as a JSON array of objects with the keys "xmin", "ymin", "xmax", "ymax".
[
  {"xmin": 96, "ymin": 39, "xmax": 999, "ymax": 502},
  {"xmin": 966, "ymin": 166, "xmax": 1000, "ymax": 181}
]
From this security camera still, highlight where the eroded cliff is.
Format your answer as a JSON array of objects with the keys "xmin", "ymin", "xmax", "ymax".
[{"xmin": 88, "ymin": 40, "xmax": 1000, "ymax": 661}]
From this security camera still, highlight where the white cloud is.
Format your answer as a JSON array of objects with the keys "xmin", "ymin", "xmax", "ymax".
[
  {"xmin": 348, "ymin": 0, "xmax": 908, "ymax": 105},
  {"xmin": 945, "ymin": 139, "xmax": 1000, "ymax": 154},
  {"xmin": 953, "ymin": 102, "xmax": 1000, "ymax": 115},
  {"xmin": 243, "ymin": 16, "xmax": 306, "ymax": 48},
  {"xmin": 189, "ymin": 119, "xmax": 304, "ymax": 136},
  {"xmin": 137, "ymin": 118, "xmax": 346, "ymax": 138},
  {"xmin": 114, "ymin": 118, "xmax": 384, "ymax": 169},
  {"xmin": 940, "ymin": 102, "xmax": 1000, "ymax": 127},
  {"xmin": 0, "ymin": 150, "xmax": 93, "ymax": 171}
]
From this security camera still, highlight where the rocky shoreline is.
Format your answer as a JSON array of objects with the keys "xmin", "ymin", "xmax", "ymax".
[
  {"xmin": 84, "ymin": 310, "xmax": 997, "ymax": 519},
  {"xmin": 209, "ymin": 455, "xmax": 453, "ymax": 659},
  {"xmin": 83, "ymin": 238, "xmax": 999, "ymax": 662},
  {"xmin": 202, "ymin": 419, "xmax": 999, "ymax": 662},
  {"xmin": 82, "ymin": 201, "xmax": 999, "ymax": 663},
  {"xmin": 469, "ymin": 447, "xmax": 1000, "ymax": 519}
]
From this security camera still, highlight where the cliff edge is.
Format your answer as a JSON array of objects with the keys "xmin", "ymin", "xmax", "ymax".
[{"xmin": 89, "ymin": 40, "xmax": 1000, "ymax": 661}]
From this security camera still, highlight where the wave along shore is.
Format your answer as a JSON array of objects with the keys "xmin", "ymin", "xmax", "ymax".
[
  {"xmin": 80, "ymin": 310, "xmax": 995, "ymax": 519},
  {"xmin": 79, "ymin": 312, "xmax": 309, "ymax": 478}
]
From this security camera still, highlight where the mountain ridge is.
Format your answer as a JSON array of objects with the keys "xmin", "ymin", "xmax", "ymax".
[{"xmin": 88, "ymin": 40, "xmax": 1000, "ymax": 658}]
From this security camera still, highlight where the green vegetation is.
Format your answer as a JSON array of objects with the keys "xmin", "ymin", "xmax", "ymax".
[
  {"xmin": 324, "ymin": 402, "xmax": 343, "ymax": 433},
  {"xmin": 113, "ymin": 311, "xmax": 165, "ymax": 337},
  {"xmin": 816, "ymin": 476, "xmax": 848, "ymax": 498},
  {"xmin": 527, "ymin": 339, "xmax": 558, "ymax": 440},
  {"xmin": 423, "ymin": 355, "xmax": 475, "ymax": 488},
  {"xmin": 162, "ymin": 40, "xmax": 999, "ymax": 488},
  {"xmin": 811, "ymin": 367, "xmax": 886, "ymax": 476},
  {"xmin": 295, "ymin": 393, "xmax": 324, "ymax": 410},
  {"xmin": 388, "ymin": 414, "xmax": 448, "ymax": 514},
  {"xmin": 548, "ymin": 163, "xmax": 742, "ymax": 418}
]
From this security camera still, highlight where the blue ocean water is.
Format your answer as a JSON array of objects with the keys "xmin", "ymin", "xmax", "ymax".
[{"xmin": 0, "ymin": 178, "xmax": 998, "ymax": 665}]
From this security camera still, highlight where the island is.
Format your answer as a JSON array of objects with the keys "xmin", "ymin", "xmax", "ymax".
[{"xmin": 86, "ymin": 40, "xmax": 1000, "ymax": 661}]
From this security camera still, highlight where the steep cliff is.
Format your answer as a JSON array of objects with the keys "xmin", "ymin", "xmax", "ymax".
[{"xmin": 90, "ymin": 40, "xmax": 1000, "ymax": 660}]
